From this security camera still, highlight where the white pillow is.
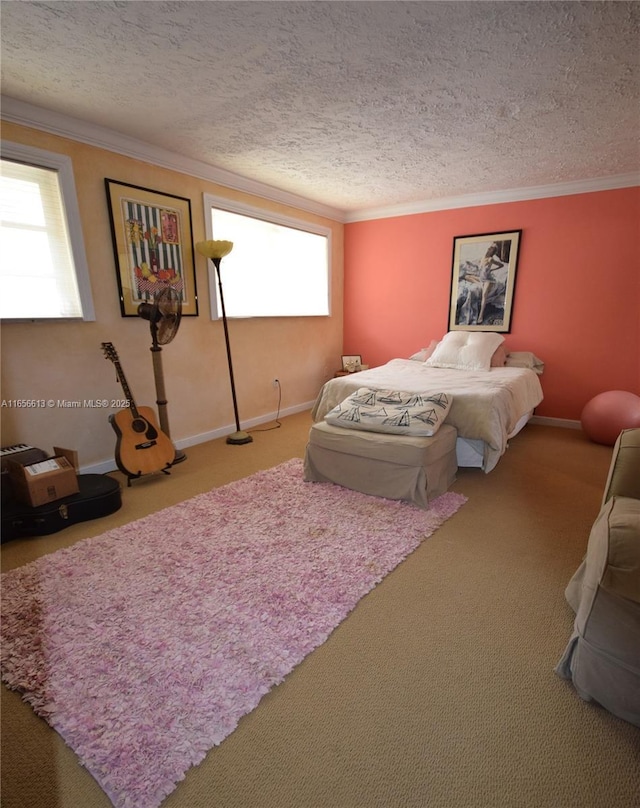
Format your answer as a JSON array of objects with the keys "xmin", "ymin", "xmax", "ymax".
[
  {"xmin": 505, "ymin": 352, "xmax": 545, "ymax": 374},
  {"xmin": 409, "ymin": 339, "xmax": 439, "ymax": 362},
  {"xmin": 425, "ymin": 331, "xmax": 505, "ymax": 372},
  {"xmin": 325, "ymin": 388, "xmax": 452, "ymax": 437}
]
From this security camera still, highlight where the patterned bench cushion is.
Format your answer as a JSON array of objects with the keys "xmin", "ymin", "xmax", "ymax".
[{"xmin": 324, "ymin": 387, "xmax": 452, "ymax": 437}]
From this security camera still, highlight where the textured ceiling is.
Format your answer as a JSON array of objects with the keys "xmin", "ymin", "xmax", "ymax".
[{"xmin": 1, "ymin": 1, "xmax": 639, "ymax": 214}]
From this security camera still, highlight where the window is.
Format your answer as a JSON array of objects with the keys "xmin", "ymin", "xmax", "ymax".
[
  {"xmin": 0, "ymin": 141, "xmax": 95, "ymax": 320},
  {"xmin": 203, "ymin": 194, "xmax": 330, "ymax": 319}
]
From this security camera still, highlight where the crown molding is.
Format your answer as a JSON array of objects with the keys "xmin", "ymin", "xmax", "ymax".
[
  {"xmin": 343, "ymin": 173, "xmax": 640, "ymax": 222},
  {"xmin": 0, "ymin": 96, "xmax": 346, "ymax": 223},
  {"xmin": 3, "ymin": 96, "xmax": 637, "ymax": 226}
]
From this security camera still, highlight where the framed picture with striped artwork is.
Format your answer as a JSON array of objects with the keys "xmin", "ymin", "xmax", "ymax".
[{"xmin": 105, "ymin": 179, "xmax": 198, "ymax": 316}]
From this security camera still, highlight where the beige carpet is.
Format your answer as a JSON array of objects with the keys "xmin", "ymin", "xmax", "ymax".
[{"xmin": 2, "ymin": 413, "xmax": 639, "ymax": 808}]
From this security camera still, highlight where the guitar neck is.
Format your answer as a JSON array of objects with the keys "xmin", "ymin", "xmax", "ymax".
[
  {"xmin": 113, "ymin": 361, "xmax": 140, "ymax": 418},
  {"xmin": 101, "ymin": 343, "xmax": 140, "ymax": 418}
]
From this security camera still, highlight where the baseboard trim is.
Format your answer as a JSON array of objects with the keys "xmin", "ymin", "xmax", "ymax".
[
  {"xmin": 81, "ymin": 409, "xmax": 581, "ymax": 475},
  {"xmin": 81, "ymin": 401, "xmax": 316, "ymax": 475},
  {"xmin": 529, "ymin": 415, "xmax": 581, "ymax": 430}
]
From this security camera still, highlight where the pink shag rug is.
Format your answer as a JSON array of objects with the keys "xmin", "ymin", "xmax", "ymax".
[{"xmin": 1, "ymin": 458, "xmax": 466, "ymax": 808}]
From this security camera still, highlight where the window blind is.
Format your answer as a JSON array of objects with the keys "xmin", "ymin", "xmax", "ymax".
[{"xmin": 0, "ymin": 158, "xmax": 85, "ymax": 319}]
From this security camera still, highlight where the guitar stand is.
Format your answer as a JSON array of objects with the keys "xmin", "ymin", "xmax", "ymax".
[
  {"xmin": 125, "ymin": 471, "xmax": 142, "ymax": 487},
  {"xmin": 124, "ymin": 462, "xmax": 173, "ymax": 487}
]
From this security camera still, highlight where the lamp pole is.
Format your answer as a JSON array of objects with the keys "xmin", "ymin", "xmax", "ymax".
[{"xmin": 213, "ymin": 257, "xmax": 253, "ymax": 445}]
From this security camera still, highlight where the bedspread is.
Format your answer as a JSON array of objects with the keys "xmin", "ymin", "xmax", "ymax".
[{"xmin": 311, "ymin": 360, "xmax": 544, "ymax": 472}]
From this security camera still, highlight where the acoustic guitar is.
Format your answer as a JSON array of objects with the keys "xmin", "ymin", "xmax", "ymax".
[{"xmin": 101, "ymin": 342, "xmax": 176, "ymax": 482}]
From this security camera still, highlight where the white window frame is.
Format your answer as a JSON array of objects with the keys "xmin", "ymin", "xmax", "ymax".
[
  {"xmin": 203, "ymin": 193, "xmax": 331, "ymax": 320},
  {"xmin": 1, "ymin": 140, "xmax": 95, "ymax": 321}
]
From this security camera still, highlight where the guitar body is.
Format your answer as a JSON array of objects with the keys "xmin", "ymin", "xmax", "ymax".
[{"xmin": 109, "ymin": 406, "xmax": 176, "ymax": 479}]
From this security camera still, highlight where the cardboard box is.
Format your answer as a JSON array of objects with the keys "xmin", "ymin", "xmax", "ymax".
[
  {"xmin": 53, "ymin": 446, "xmax": 80, "ymax": 473},
  {"xmin": 7, "ymin": 456, "xmax": 79, "ymax": 508}
]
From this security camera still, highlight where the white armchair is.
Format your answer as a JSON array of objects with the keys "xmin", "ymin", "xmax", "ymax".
[{"xmin": 556, "ymin": 428, "xmax": 640, "ymax": 727}]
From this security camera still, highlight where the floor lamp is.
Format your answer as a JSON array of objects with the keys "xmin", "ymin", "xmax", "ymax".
[{"xmin": 195, "ymin": 240, "xmax": 253, "ymax": 445}]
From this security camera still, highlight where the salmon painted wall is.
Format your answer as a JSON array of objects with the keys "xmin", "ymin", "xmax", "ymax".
[{"xmin": 344, "ymin": 188, "xmax": 640, "ymax": 420}]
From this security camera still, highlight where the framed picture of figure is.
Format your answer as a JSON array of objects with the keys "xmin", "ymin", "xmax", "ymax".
[{"xmin": 449, "ymin": 230, "xmax": 522, "ymax": 332}]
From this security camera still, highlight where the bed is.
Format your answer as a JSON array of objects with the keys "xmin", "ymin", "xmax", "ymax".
[{"xmin": 311, "ymin": 335, "xmax": 544, "ymax": 473}]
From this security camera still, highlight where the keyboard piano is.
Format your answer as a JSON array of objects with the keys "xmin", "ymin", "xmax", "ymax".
[
  {"xmin": 1, "ymin": 443, "xmax": 36, "ymax": 457},
  {"xmin": 1, "ymin": 444, "xmax": 49, "ymax": 472}
]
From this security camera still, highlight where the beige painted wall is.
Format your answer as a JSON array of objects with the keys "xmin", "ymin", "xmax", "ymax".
[{"xmin": 0, "ymin": 122, "xmax": 344, "ymax": 469}]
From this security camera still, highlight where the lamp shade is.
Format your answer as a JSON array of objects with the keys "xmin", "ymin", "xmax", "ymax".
[{"xmin": 195, "ymin": 240, "xmax": 234, "ymax": 260}]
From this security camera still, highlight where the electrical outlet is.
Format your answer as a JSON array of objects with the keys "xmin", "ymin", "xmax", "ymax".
[{"xmin": 272, "ymin": 378, "xmax": 280, "ymax": 389}]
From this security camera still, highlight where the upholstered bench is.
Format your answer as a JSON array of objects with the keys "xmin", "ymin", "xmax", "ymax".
[{"xmin": 303, "ymin": 421, "xmax": 458, "ymax": 509}]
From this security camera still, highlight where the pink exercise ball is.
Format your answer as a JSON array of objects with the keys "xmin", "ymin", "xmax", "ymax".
[{"xmin": 581, "ymin": 390, "xmax": 640, "ymax": 446}]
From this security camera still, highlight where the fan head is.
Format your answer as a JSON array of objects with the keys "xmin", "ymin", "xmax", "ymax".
[{"xmin": 137, "ymin": 286, "xmax": 182, "ymax": 346}]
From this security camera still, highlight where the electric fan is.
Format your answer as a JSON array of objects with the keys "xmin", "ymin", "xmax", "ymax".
[{"xmin": 137, "ymin": 286, "xmax": 186, "ymax": 463}]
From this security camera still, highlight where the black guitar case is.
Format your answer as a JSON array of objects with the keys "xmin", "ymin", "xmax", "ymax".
[{"xmin": 1, "ymin": 474, "xmax": 122, "ymax": 543}]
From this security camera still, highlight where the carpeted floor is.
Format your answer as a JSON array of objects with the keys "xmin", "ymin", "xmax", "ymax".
[
  {"xmin": 1, "ymin": 459, "xmax": 465, "ymax": 808},
  {"xmin": 2, "ymin": 411, "xmax": 640, "ymax": 808}
]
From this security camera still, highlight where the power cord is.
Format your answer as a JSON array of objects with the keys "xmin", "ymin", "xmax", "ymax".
[{"xmin": 249, "ymin": 379, "xmax": 282, "ymax": 433}]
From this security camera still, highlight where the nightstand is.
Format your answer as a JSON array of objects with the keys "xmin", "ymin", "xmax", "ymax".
[{"xmin": 334, "ymin": 364, "xmax": 368, "ymax": 378}]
